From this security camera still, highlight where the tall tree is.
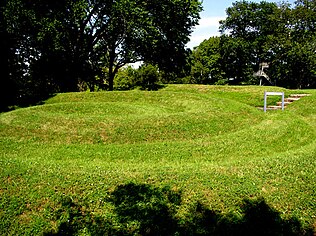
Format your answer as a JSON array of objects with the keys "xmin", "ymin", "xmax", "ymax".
[
  {"xmin": 219, "ymin": 0, "xmax": 316, "ymax": 88},
  {"xmin": 293, "ymin": 0, "xmax": 316, "ymax": 38},
  {"xmin": 3, "ymin": 0, "xmax": 202, "ymax": 99},
  {"xmin": 0, "ymin": 0, "xmax": 11, "ymax": 110},
  {"xmin": 219, "ymin": 1, "xmax": 282, "ymax": 84},
  {"xmin": 190, "ymin": 36, "xmax": 223, "ymax": 84},
  {"xmin": 220, "ymin": 35, "xmax": 256, "ymax": 84},
  {"xmin": 267, "ymin": 0, "xmax": 316, "ymax": 88},
  {"xmin": 88, "ymin": 0, "xmax": 202, "ymax": 90},
  {"xmin": 0, "ymin": 0, "xmax": 26, "ymax": 109}
]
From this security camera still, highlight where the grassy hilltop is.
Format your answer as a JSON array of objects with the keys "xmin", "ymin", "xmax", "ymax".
[{"xmin": 1, "ymin": 85, "xmax": 315, "ymax": 235}]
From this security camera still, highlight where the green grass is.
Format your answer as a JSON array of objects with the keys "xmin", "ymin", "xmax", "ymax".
[{"xmin": 0, "ymin": 85, "xmax": 315, "ymax": 234}]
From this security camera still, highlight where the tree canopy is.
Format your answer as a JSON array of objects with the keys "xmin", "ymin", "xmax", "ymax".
[
  {"xmin": 2, "ymin": 0, "xmax": 316, "ymax": 110},
  {"xmin": 188, "ymin": 0, "xmax": 316, "ymax": 88},
  {"xmin": 1, "ymin": 0, "xmax": 202, "ymax": 109},
  {"xmin": 190, "ymin": 37, "xmax": 223, "ymax": 84}
]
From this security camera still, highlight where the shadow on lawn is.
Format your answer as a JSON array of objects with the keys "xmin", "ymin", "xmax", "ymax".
[
  {"xmin": 45, "ymin": 183, "xmax": 314, "ymax": 236},
  {"xmin": 0, "ymin": 92, "xmax": 56, "ymax": 113}
]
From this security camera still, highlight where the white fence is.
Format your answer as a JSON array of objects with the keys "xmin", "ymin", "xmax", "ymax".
[{"xmin": 264, "ymin": 91, "xmax": 285, "ymax": 112}]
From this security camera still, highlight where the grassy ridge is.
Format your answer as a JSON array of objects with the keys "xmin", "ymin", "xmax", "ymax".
[{"xmin": 0, "ymin": 85, "xmax": 315, "ymax": 234}]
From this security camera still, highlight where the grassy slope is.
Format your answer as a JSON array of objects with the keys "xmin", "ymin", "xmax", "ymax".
[{"xmin": 0, "ymin": 85, "xmax": 315, "ymax": 234}]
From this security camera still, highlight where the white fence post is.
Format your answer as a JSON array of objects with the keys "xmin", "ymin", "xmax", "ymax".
[
  {"xmin": 264, "ymin": 91, "xmax": 267, "ymax": 112},
  {"xmin": 263, "ymin": 91, "xmax": 285, "ymax": 112},
  {"xmin": 281, "ymin": 92, "xmax": 285, "ymax": 111}
]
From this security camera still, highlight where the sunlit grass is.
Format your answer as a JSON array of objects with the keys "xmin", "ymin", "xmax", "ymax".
[{"xmin": 0, "ymin": 84, "xmax": 315, "ymax": 234}]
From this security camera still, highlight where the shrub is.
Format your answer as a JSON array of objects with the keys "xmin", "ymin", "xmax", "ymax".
[
  {"xmin": 136, "ymin": 64, "xmax": 162, "ymax": 90},
  {"xmin": 114, "ymin": 66, "xmax": 137, "ymax": 91}
]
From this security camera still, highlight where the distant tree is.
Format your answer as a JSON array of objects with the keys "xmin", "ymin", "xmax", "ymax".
[
  {"xmin": 190, "ymin": 37, "xmax": 224, "ymax": 84},
  {"xmin": 114, "ymin": 66, "xmax": 137, "ymax": 91},
  {"xmin": 219, "ymin": 1, "xmax": 281, "ymax": 84},
  {"xmin": 285, "ymin": 39, "xmax": 316, "ymax": 88},
  {"xmin": 219, "ymin": 35, "xmax": 254, "ymax": 84},
  {"xmin": 136, "ymin": 64, "xmax": 162, "ymax": 91},
  {"xmin": 218, "ymin": 0, "xmax": 316, "ymax": 88},
  {"xmin": 264, "ymin": 0, "xmax": 316, "ymax": 88},
  {"xmin": 293, "ymin": 0, "xmax": 316, "ymax": 38},
  {"xmin": 287, "ymin": 0, "xmax": 316, "ymax": 88}
]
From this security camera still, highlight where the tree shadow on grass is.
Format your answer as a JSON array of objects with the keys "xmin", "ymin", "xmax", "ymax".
[
  {"xmin": 0, "ymin": 92, "xmax": 56, "ymax": 113},
  {"xmin": 45, "ymin": 183, "xmax": 314, "ymax": 236},
  {"xmin": 108, "ymin": 183, "xmax": 181, "ymax": 235},
  {"xmin": 184, "ymin": 198, "xmax": 313, "ymax": 236}
]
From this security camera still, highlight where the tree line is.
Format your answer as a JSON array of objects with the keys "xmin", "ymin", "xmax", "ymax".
[
  {"xmin": 0, "ymin": 0, "xmax": 201, "ymax": 110},
  {"xmin": 189, "ymin": 0, "xmax": 316, "ymax": 89},
  {"xmin": 1, "ymin": 0, "xmax": 315, "ymax": 111}
]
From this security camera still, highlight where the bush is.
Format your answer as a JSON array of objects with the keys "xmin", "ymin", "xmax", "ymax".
[
  {"xmin": 114, "ymin": 66, "xmax": 137, "ymax": 91},
  {"xmin": 136, "ymin": 64, "xmax": 162, "ymax": 91}
]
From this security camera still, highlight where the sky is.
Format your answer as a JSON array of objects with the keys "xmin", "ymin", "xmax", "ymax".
[{"xmin": 187, "ymin": 0, "xmax": 296, "ymax": 49}]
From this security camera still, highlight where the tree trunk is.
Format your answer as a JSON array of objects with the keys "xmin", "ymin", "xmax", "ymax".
[
  {"xmin": 108, "ymin": 66, "xmax": 115, "ymax": 91},
  {"xmin": 108, "ymin": 45, "xmax": 116, "ymax": 91},
  {"xmin": 0, "ymin": 28, "xmax": 15, "ymax": 110}
]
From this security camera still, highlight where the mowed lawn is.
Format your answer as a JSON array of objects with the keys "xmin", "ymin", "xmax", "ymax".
[{"xmin": 0, "ymin": 85, "xmax": 315, "ymax": 234}]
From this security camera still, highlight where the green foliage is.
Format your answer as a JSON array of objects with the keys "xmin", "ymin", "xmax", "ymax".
[
  {"xmin": 190, "ymin": 37, "xmax": 224, "ymax": 84},
  {"xmin": 269, "ymin": 38, "xmax": 316, "ymax": 89},
  {"xmin": 136, "ymin": 64, "xmax": 163, "ymax": 91},
  {"xmin": 113, "ymin": 64, "xmax": 165, "ymax": 91},
  {"xmin": 219, "ymin": 1, "xmax": 281, "ymax": 85},
  {"xmin": 190, "ymin": 0, "xmax": 316, "ymax": 88},
  {"xmin": 114, "ymin": 66, "xmax": 137, "ymax": 91},
  {"xmin": 220, "ymin": 35, "xmax": 255, "ymax": 84},
  {"xmin": 1, "ymin": 0, "xmax": 202, "ymax": 107}
]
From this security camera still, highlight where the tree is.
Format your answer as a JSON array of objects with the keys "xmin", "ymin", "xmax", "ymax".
[
  {"xmin": 219, "ymin": 1, "xmax": 282, "ymax": 84},
  {"xmin": 113, "ymin": 66, "xmax": 138, "ymax": 91},
  {"xmin": 219, "ymin": 35, "xmax": 254, "ymax": 84},
  {"xmin": 2, "ymin": 0, "xmax": 202, "ymax": 104},
  {"xmin": 2, "ymin": 0, "xmax": 85, "ymax": 104},
  {"xmin": 261, "ymin": 0, "xmax": 316, "ymax": 88},
  {"xmin": 293, "ymin": 0, "xmax": 316, "ymax": 38},
  {"xmin": 218, "ymin": 0, "xmax": 316, "ymax": 88},
  {"xmin": 88, "ymin": 0, "xmax": 202, "ymax": 90},
  {"xmin": 0, "ymin": 1, "xmax": 11, "ymax": 110},
  {"xmin": 190, "ymin": 37, "xmax": 223, "ymax": 84},
  {"xmin": 136, "ymin": 64, "xmax": 162, "ymax": 90}
]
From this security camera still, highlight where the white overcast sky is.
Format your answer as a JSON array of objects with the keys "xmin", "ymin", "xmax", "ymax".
[{"xmin": 187, "ymin": 0, "xmax": 296, "ymax": 49}]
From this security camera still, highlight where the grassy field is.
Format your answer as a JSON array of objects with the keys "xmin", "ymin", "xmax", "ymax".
[{"xmin": 0, "ymin": 85, "xmax": 315, "ymax": 235}]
